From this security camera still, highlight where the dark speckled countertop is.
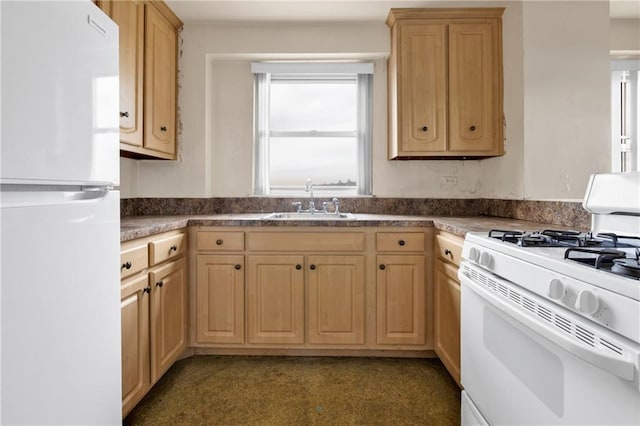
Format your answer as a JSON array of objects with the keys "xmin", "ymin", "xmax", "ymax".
[{"xmin": 120, "ymin": 214, "xmax": 586, "ymax": 242}]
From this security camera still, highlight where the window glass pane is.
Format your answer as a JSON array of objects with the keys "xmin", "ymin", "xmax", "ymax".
[
  {"xmin": 269, "ymin": 137, "xmax": 357, "ymax": 191},
  {"xmin": 270, "ymin": 82, "xmax": 357, "ymax": 131}
]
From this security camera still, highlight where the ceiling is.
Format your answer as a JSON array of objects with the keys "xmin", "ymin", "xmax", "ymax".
[{"xmin": 165, "ymin": 0, "xmax": 640, "ymax": 23}]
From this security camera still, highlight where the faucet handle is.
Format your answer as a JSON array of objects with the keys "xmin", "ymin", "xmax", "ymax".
[{"xmin": 292, "ymin": 201, "xmax": 302, "ymax": 212}]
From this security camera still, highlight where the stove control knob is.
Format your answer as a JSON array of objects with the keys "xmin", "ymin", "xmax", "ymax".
[
  {"xmin": 575, "ymin": 290, "xmax": 599, "ymax": 315},
  {"xmin": 468, "ymin": 247, "xmax": 480, "ymax": 262},
  {"xmin": 548, "ymin": 279, "xmax": 565, "ymax": 300},
  {"xmin": 479, "ymin": 252, "xmax": 494, "ymax": 269}
]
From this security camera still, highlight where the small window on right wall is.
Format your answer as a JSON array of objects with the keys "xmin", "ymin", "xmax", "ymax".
[{"xmin": 611, "ymin": 59, "xmax": 639, "ymax": 172}]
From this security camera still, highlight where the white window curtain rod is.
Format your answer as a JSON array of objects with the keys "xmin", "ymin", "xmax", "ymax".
[{"xmin": 251, "ymin": 62, "xmax": 374, "ymax": 75}]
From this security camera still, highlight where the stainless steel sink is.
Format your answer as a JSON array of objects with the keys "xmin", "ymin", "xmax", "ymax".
[{"xmin": 261, "ymin": 212, "xmax": 355, "ymax": 220}]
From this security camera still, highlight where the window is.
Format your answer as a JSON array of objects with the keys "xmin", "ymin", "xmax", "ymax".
[
  {"xmin": 611, "ymin": 59, "xmax": 639, "ymax": 172},
  {"xmin": 252, "ymin": 62, "xmax": 373, "ymax": 195}
]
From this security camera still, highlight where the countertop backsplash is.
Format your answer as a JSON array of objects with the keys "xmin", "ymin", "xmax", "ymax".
[{"xmin": 120, "ymin": 197, "xmax": 591, "ymax": 230}]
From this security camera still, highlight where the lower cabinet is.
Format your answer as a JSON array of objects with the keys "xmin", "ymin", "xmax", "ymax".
[
  {"xmin": 434, "ymin": 230, "xmax": 464, "ymax": 386},
  {"xmin": 192, "ymin": 227, "xmax": 429, "ymax": 351},
  {"xmin": 120, "ymin": 274, "xmax": 151, "ymax": 416},
  {"xmin": 376, "ymin": 254, "xmax": 426, "ymax": 345},
  {"xmin": 120, "ymin": 230, "xmax": 187, "ymax": 417},
  {"xmin": 307, "ymin": 255, "xmax": 365, "ymax": 345},
  {"xmin": 196, "ymin": 255, "xmax": 245, "ymax": 344},
  {"xmin": 434, "ymin": 259, "xmax": 461, "ymax": 385},
  {"xmin": 149, "ymin": 258, "xmax": 187, "ymax": 383},
  {"xmin": 246, "ymin": 255, "xmax": 305, "ymax": 344}
]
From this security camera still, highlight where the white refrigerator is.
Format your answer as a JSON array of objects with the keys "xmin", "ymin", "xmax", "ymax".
[{"xmin": 1, "ymin": 1, "xmax": 121, "ymax": 424}]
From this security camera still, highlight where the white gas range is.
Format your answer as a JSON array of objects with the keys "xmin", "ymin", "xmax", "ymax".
[{"xmin": 460, "ymin": 172, "xmax": 640, "ymax": 425}]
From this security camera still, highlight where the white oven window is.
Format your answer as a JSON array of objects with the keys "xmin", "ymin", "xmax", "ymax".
[{"xmin": 483, "ymin": 306, "xmax": 565, "ymax": 416}]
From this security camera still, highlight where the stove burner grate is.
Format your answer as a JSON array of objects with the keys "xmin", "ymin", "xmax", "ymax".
[
  {"xmin": 488, "ymin": 229, "xmax": 523, "ymax": 244},
  {"xmin": 612, "ymin": 258, "xmax": 640, "ymax": 279},
  {"xmin": 564, "ymin": 247, "xmax": 639, "ymax": 279},
  {"xmin": 488, "ymin": 229, "xmax": 640, "ymax": 249}
]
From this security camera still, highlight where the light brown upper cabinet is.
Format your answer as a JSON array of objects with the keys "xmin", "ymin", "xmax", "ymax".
[
  {"xmin": 386, "ymin": 8, "xmax": 504, "ymax": 159},
  {"xmin": 99, "ymin": 0, "xmax": 183, "ymax": 159}
]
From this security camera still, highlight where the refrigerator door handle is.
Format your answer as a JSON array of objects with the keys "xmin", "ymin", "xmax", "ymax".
[{"xmin": 1, "ymin": 188, "xmax": 115, "ymax": 209}]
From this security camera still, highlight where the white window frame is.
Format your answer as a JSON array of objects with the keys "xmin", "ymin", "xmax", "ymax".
[
  {"xmin": 611, "ymin": 59, "xmax": 639, "ymax": 172},
  {"xmin": 252, "ymin": 62, "xmax": 373, "ymax": 196}
]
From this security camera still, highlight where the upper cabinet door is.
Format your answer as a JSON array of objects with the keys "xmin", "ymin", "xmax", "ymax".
[
  {"xmin": 398, "ymin": 23, "xmax": 447, "ymax": 155},
  {"xmin": 144, "ymin": 3, "xmax": 177, "ymax": 156},
  {"xmin": 448, "ymin": 23, "xmax": 501, "ymax": 154},
  {"xmin": 386, "ymin": 8, "xmax": 504, "ymax": 159},
  {"xmin": 108, "ymin": 0, "xmax": 144, "ymax": 148}
]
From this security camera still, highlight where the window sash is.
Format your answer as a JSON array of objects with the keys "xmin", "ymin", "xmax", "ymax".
[
  {"xmin": 269, "ymin": 130, "xmax": 357, "ymax": 138},
  {"xmin": 253, "ymin": 67, "xmax": 372, "ymax": 196}
]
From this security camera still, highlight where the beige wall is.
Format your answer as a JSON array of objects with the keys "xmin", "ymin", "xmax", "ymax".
[
  {"xmin": 520, "ymin": 0, "xmax": 610, "ymax": 201},
  {"xmin": 610, "ymin": 19, "xmax": 640, "ymax": 53},
  {"xmin": 120, "ymin": 0, "xmax": 612, "ymax": 201}
]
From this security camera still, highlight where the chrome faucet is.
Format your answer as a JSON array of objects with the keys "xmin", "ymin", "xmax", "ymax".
[
  {"xmin": 290, "ymin": 182, "xmax": 341, "ymax": 215},
  {"xmin": 305, "ymin": 179, "xmax": 316, "ymax": 211}
]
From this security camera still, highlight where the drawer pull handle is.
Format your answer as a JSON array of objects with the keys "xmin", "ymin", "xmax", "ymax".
[
  {"xmin": 235, "ymin": 264, "xmax": 241, "ymax": 270},
  {"xmin": 295, "ymin": 264, "xmax": 302, "ymax": 270},
  {"xmin": 143, "ymin": 286, "xmax": 151, "ymax": 294},
  {"xmin": 444, "ymin": 249, "xmax": 452, "ymax": 256},
  {"xmin": 470, "ymin": 125, "xmax": 476, "ymax": 131},
  {"xmin": 170, "ymin": 245, "xmax": 178, "ymax": 252},
  {"xmin": 121, "ymin": 261, "xmax": 132, "ymax": 270},
  {"xmin": 160, "ymin": 126, "xmax": 167, "ymax": 132},
  {"xmin": 422, "ymin": 126, "xmax": 428, "ymax": 132},
  {"xmin": 120, "ymin": 111, "xmax": 129, "ymax": 118},
  {"xmin": 310, "ymin": 264, "xmax": 316, "ymax": 270},
  {"xmin": 156, "ymin": 281, "xmax": 164, "ymax": 288},
  {"xmin": 216, "ymin": 239, "xmax": 223, "ymax": 245},
  {"xmin": 379, "ymin": 264, "xmax": 386, "ymax": 270},
  {"xmin": 398, "ymin": 240, "xmax": 405, "ymax": 246}
]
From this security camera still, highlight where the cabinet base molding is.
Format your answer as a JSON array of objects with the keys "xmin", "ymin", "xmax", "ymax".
[{"xmin": 192, "ymin": 347, "xmax": 437, "ymax": 359}]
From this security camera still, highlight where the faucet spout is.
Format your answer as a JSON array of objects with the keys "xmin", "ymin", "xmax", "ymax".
[{"xmin": 305, "ymin": 179, "xmax": 316, "ymax": 211}]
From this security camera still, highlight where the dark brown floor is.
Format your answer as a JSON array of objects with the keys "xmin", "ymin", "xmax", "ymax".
[{"xmin": 124, "ymin": 356, "xmax": 461, "ymax": 425}]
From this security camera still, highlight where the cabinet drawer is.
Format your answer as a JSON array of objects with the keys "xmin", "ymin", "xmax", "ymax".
[
  {"xmin": 197, "ymin": 231, "xmax": 244, "ymax": 251},
  {"xmin": 121, "ymin": 244, "xmax": 149, "ymax": 279},
  {"xmin": 376, "ymin": 232, "xmax": 425, "ymax": 252},
  {"xmin": 149, "ymin": 233, "xmax": 186, "ymax": 266},
  {"xmin": 435, "ymin": 233, "xmax": 464, "ymax": 267},
  {"xmin": 247, "ymin": 232, "xmax": 365, "ymax": 252}
]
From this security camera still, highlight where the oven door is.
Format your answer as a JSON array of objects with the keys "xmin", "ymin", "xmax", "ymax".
[{"xmin": 460, "ymin": 261, "xmax": 640, "ymax": 425}]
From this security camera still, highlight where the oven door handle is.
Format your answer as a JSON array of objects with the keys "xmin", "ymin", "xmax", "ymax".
[{"xmin": 461, "ymin": 273, "xmax": 636, "ymax": 382}]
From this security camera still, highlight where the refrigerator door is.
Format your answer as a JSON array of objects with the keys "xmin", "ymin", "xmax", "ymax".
[
  {"xmin": 1, "ymin": 190, "xmax": 121, "ymax": 424},
  {"xmin": 0, "ymin": 1, "xmax": 119, "ymax": 186}
]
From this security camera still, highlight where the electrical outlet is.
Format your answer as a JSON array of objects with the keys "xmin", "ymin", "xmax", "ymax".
[{"xmin": 441, "ymin": 176, "xmax": 458, "ymax": 185}]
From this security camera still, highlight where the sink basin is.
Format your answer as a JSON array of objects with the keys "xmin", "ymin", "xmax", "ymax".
[{"xmin": 262, "ymin": 212, "xmax": 355, "ymax": 220}]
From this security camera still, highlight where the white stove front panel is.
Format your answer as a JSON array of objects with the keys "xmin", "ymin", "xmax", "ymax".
[
  {"xmin": 464, "ymin": 232, "xmax": 640, "ymax": 302},
  {"xmin": 461, "ymin": 235, "xmax": 640, "ymax": 344}
]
